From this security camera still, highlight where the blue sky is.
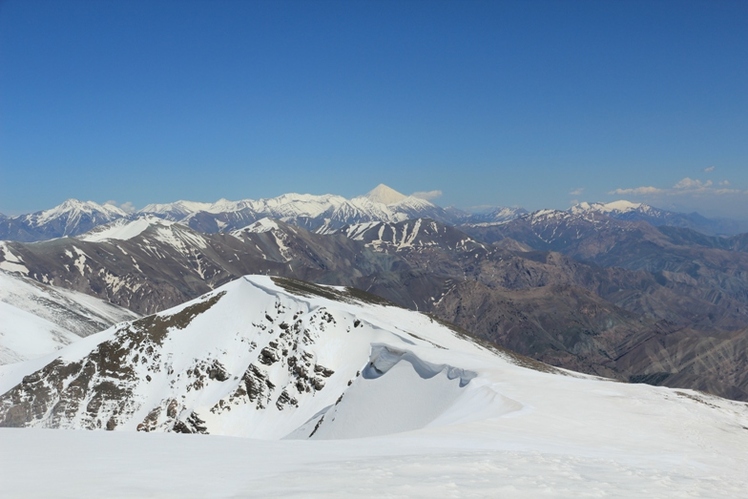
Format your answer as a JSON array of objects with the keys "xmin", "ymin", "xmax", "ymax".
[{"xmin": 1, "ymin": 0, "xmax": 747, "ymax": 218}]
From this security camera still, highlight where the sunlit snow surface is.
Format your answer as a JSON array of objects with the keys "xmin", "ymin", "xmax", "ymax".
[
  {"xmin": 77, "ymin": 215, "xmax": 173, "ymax": 242},
  {"xmin": 1, "ymin": 275, "xmax": 747, "ymax": 497},
  {"xmin": 2, "ymin": 399, "xmax": 747, "ymax": 499},
  {"xmin": 0, "ymin": 270, "xmax": 138, "ymax": 364}
]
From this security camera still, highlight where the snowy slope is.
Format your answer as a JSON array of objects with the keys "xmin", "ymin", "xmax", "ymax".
[
  {"xmin": 0, "ymin": 275, "xmax": 747, "ymax": 497},
  {"xmin": 139, "ymin": 184, "xmax": 455, "ymax": 234},
  {"xmin": 570, "ymin": 200, "xmax": 650, "ymax": 216},
  {"xmin": 77, "ymin": 215, "xmax": 174, "ymax": 242},
  {"xmin": 1, "ymin": 186, "xmax": 456, "ymax": 242},
  {"xmin": 341, "ymin": 218, "xmax": 486, "ymax": 253},
  {"xmin": 0, "ymin": 270, "xmax": 138, "ymax": 364},
  {"xmin": 0, "ymin": 241, "xmax": 28, "ymax": 275},
  {"xmin": 0, "ymin": 276, "xmax": 519, "ymax": 437},
  {"xmin": 363, "ymin": 183, "xmax": 407, "ymax": 204},
  {"xmin": 568, "ymin": 200, "xmax": 748, "ymax": 235},
  {"xmin": 0, "ymin": 301, "xmax": 81, "ymax": 365},
  {"xmin": 0, "ymin": 199, "xmax": 128, "ymax": 242}
]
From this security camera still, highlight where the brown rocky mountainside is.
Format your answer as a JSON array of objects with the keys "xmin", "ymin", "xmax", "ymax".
[{"xmin": 2, "ymin": 215, "xmax": 748, "ymax": 400}]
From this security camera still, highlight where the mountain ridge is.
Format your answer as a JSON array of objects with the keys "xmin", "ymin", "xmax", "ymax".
[
  {"xmin": 4, "ymin": 214, "xmax": 748, "ymax": 399},
  {"xmin": 5, "ymin": 186, "xmax": 745, "ymax": 242}
]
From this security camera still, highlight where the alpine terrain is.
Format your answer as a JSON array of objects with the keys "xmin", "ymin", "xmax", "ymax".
[
  {"xmin": 0, "ymin": 275, "xmax": 747, "ymax": 497},
  {"xmin": 0, "ymin": 269, "xmax": 138, "ymax": 365},
  {"xmin": 3, "ymin": 188, "xmax": 748, "ymax": 401}
]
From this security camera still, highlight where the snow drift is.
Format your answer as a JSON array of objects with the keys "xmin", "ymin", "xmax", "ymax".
[
  {"xmin": 0, "ymin": 275, "xmax": 524, "ymax": 438},
  {"xmin": 2, "ymin": 275, "xmax": 748, "ymax": 497}
]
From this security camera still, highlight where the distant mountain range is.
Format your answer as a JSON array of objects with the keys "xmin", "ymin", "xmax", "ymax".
[
  {"xmin": 3, "ymin": 185, "xmax": 748, "ymax": 401},
  {"xmin": 2, "ymin": 184, "xmax": 745, "ymax": 242},
  {"xmin": 0, "ymin": 200, "xmax": 128, "ymax": 242},
  {"xmin": 0, "ymin": 185, "xmax": 452, "ymax": 241}
]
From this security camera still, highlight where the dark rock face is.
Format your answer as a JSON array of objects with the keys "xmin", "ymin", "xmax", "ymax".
[{"xmin": 0, "ymin": 292, "xmax": 226, "ymax": 430}]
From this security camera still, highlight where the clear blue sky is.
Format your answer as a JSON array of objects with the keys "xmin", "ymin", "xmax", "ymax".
[{"xmin": 1, "ymin": 0, "xmax": 747, "ymax": 218}]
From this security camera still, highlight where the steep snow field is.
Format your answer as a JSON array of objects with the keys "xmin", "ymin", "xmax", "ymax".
[
  {"xmin": 1, "ymin": 275, "xmax": 747, "ymax": 497},
  {"xmin": 0, "ymin": 270, "xmax": 138, "ymax": 364},
  {"xmin": 77, "ymin": 215, "xmax": 174, "ymax": 242},
  {"xmin": 0, "ymin": 301, "xmax": 80, "ymax": 365}
]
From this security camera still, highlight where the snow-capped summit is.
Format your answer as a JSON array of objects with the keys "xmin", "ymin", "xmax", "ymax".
[
  {"xmin": 563, "ymin": 200, "xmax": 741, "ymax": 234},
  {"xmin": 231, "ymin": 217, "xmax": 281, "ymax": 235},
  {"xmin": 570, "ymin": 200, "xmax": 650, "ymax": 216},
  {"xmin": 33, "ymin": 199, "xmax": 127, "ymax": 225},
  {"xmin": 0, "ymin": 275, "xmax": 511, "ymax": 437},
  {"xmin": 75, "ymin": 215, "xmax": 211, "ymax": 262},
  {"xmin": 140, "ymin": 200, "xmax": 215, "ymax": 220},
  {"xmin": 363, "ymin": 183, "xmax": 408, "ymax": 205},
  {"xmin": 77, "ymin": 215, "xmax": 175, "ymax": 243},
  {"xmin": 0, "ymin": 199, "xmax": 129, "ymax": 242},
  {"xmin": 137, "ymin": 186, "xmax": 456, "ymax": 235},
  {"xmin": 461, "ymin": 206, "xmax": 528, "ymax": 225}
]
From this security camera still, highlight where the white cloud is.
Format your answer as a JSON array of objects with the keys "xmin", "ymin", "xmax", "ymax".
[
  {"xmin": 704, "ymin": 166, "xmax": 716, "ymax": 172},
  {"xmin": 411, "ymin": 190, "xmax": 443, "ymax": 201},
  {"xmin": 106, "ymin": 200, "xmax": 137, "ymax": 213},
  {"xmin": 610, "ymin": 177, "xmax": 742, "ymax": 199},
  {"xmin": 569, "ymin": 187, "xmax": 584, "ymax": 196},
  {"xmin": 673, "ymin": 177, "xmax": 712, "ymax": 191},
  {"xmin": 609, "ymin": 186, "xmax": 664, "ymax": 196},
  {"xmin": 608, "ymin": 175, "xmax": 747, "ymax": 218}
]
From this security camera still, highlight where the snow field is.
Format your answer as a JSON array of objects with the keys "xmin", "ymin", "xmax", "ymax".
[{"xmin": 0, "ymin": 274, "xmax": 747, "ymax": 497}]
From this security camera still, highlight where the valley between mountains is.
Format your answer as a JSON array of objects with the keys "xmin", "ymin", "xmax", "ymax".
[
  {"xmin": 3, "ymin": 186, "xmax": 748, "ymax": 400},
  {"xmin": 2, "ymin": 185, "xmax": 748, "ymax": 496}
]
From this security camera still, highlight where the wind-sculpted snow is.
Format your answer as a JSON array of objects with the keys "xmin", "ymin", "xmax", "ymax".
[
  {"xmin": 362, "ymin": 344, "xmax": 477, "ymax": 387},
  {"xmin": 0, "ymin": 275, "xmax": 521, "ymax": 438},
  {"xmin": 2, "ymin": 275, "xmax": 748, "ymax": 496},
  {"xmin": 285, "ymin": 345, "xmax": 494, "ymax": 440}
]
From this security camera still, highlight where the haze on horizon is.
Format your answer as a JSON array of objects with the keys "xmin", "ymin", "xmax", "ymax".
[{"xmin": 1, "ymin": 0, "xmax": 746, "ymax": 219}]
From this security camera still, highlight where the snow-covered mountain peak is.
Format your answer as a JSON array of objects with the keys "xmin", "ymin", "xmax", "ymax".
[
  {"xmin": 3, "ymin": 270, "xmax": 748, "ymax": 496},
  {"xmin": 4, "ymin": 187, "xmax": 461, "ymax": 241},
  {"xmin": 364, "ymin": 184, "xmax": 408, "ymax": 205},
  {"xmin": 460, "ymin": 206, "xmax": 528, "ymax": 225},
  {"xmin": 33, "ymin": 199, "xmax": 127, "ymax": 226},
  {"xmin": 140, "ymin": 200, "xmax": 214, "ymax": 218},
  {"xmin": 570, "ymin": 200, "xmax": 647, "ymax": 215},
  {"xmin": 78, "ymin": 215, "xmax": 175, "ymax": 242},
  {"xmin": 0, "ymin": 274, "xmax": 531, "ymax": 438},
  {"xmin": 233, "ymin": 217, "xmax": 281, "ymax": 234},
  {"xmin": 529, "ymin": 208, "xmax": 569, "ymax": 221}
]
